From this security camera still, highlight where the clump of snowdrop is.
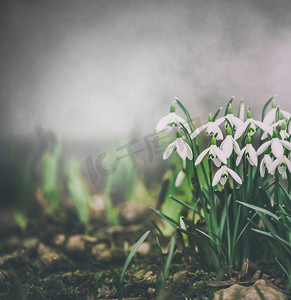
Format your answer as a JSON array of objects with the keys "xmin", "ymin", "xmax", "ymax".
[{"xmin": 154, "ymin": 96, "xmax": 291, "ymax": 275}]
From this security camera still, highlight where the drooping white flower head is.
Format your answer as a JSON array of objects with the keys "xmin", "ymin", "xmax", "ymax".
[
  {"xmin": 155, "ymin": 102, "xmax": 190, "ymax": 133},
  {"xmin": 268, "ymin": 154, "xmax": 291, "ymax": 176},
  {"xmin": 257, "ymin": 129, "xmax": 291, "ymax": 159},
  {"xmin": 175, "ymin": 169, "xmax": 185, "ymax": 187},
  {"xmin": 225, "ymin": 104, "xmax": 243, "ymax": 130},
  {"xmin": 262, "ymin": 100, "xmax": 291, "ymax": 126},
  {"xmin": 191, "ymin": 113, "xmax": 224, "ymax": 140},
  {"xmin": 261, "ymin": 111, "xmax": 287, "ymax": 140},
  {"xmin": 236, "ymin": 136, "xmax": 258, "ymax": 166},
  {"xmin": 220, "ymin": 127, "xmax": 241, "ymax": 159},
  {"xmin": 212, "ymin": 165, "xmax": 242, "ymax": 186},
  {"xmin": 234, "ymin": 108, "xmax": 271, "ymax": 140},
  {"xmin": 195, "ymin": 137, "xmax": 227, "ymax": 167},
  {"xmin": 259, "ymin": 150, "xmax": 273, "ymax": 177},
  {"xmin": 163, "ymin": 130, "xmax": 193, "ymax": 160},
  {"xmin": 279, "ymin": 121, "xmax": 289, "ymax": 140}
]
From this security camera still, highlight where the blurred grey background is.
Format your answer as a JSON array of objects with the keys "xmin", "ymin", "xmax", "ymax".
[{"xmin": 1, "ymin": 0, "xmax": 291, "ymax": 141}]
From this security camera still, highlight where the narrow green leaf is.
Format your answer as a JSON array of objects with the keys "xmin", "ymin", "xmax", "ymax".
[
  {"xmin": 234, "ymin": 212, "xmax": 258, "ymax": 247},
  {"xmin": 162, "ymin": 237, "xmax": 175, "ymax": 285},
  {"xmin": 213, "ymin": 107, "xmax": 222, "ymax": 121},
  {"xmin": 261, "ymin": 95, "xmax": 275, "ymax": 121},
  {"xmin": 169, "ymin": 195, "xmax": 194, "ymax": 211},
  {"xmin": 251, "ymin": 229, "xmax": 291, "ymax": 253},
  {"xmin": 151, "ymin": 220, "xmax": 164, "ymax": 237},
  {"xmin": 151, "ymin": 208, "xmax": 179, "ymax": 228},
  {"xmin": 156, "ymin": 237, "xmax": 164, "ymax": 272},
  {"xmin": 119, "ymin": 230, "xmax": 150, "ymax": 285},
  {"xmin": 175, "ymin": 98, "xmax": 195, "ymax": 132},
  {"xmin": 279, "ymin": 183, "xmax": 291, "ymax": 201},
  {"xmin": 237, "ymin": 201, "xmax": 279, "ymax": 221},
  {"xmin": 274, "ymin": 257, "xmax": 289, "ymax": 278}
]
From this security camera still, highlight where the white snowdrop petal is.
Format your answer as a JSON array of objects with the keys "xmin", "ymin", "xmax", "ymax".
[
  {"xmin": 232, "ymin": 138, "xmax": 241, "ymax": 155},
  {"xmin": 190, "ymin": 124, "xmax": 207, "ymax": 139},
  {"xmin": 271, "ymin": 139, "xmax": 284, "ymax": 158},
  {"xmin": 236, "ymin": 146, "xmax": 246, "ymax": 166},
  {"xmin": 234, "ymin": 120, "xmax": 249, "ymax": 139},
  {"xmin": 213, "ymin": 157, "xmax": 222, "ymax": 167},
  {"xmin": 282, "ymin": 110, "xmax": 291, "ymax": 120},
  {"xmin": 268, "ymin": 158, "xmax": 281, "ymax": 174},
  {"xmin": 284, "ymin": 157, "xmax": 291, "ymax": 173},
  {"xmin": 184, "ymin": 142, "xmax": 193, "ymax": 160},
  {"xmin": 248, "ymin": 146, "xmax": 258, "ymax": 166},
  {"xmin": 221, "ymin": 136, "xmax": 232, "ymax": 158},
  {"xmin": 156, "ymin": 115, "xmax": 170, "ymax": 133},
  {"xmin": 280, "ymin": 139, "xmax": 291, "ymax": 151},
  {"xmin": 163, "ymin": 141, "xmax": 175, "ymax": 159},
  {"xmin": 213, "ymin": 117, "xmax": 225, "ymax": 126},
  {"xmin": 195, "ymin": 147, "xmax": 210, "ymax": 165},
  {"xmin": 263, "ymin": 109, "xmax": 276, "ymax": 126},
  {"xmin": 215, "ymin": 147, "xmax": 227, "ymax": 164},
  {"xmin": 176, "ymin": 139, "xmax": 187, "ymax": 160},
  {"xmin": 212, "ymin": 168, "xmax": 224, "ymax": 186},
  {"xmin": 220, "ymin": 176, "xmax": 228, "ymax": 186},
  {"xmin": 226, "ymin": 167, "xmax": 242, "ymax": 184},
  {"xmin": 254, "ymin": 120, "xmax": 271, "ymax": 135},
  {"xmin": 256, "ymin": 140, "xmax": 271, "ymax": 156},
  {"xmin": 175, "ymin": 170, "xmax": 185, "ymax": 187}
]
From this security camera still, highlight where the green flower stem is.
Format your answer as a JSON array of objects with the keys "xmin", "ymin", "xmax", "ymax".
[
  {"xmin": 225, "ymin": 187, "xmax": 232, "ymax": 268},
  {"xmin": 274, "ymin": 170, "xmax": 282, "ymax": 211},
  {"xmin": 287, "ymin": 172, "xmax": 291, "ymax": 195},
  {"xmin": 208, "ymin": 160, "xmax": 219, "ymax": 243},
  {"xmin": 231, "ymin": 154, "xmax": 239, "ymax": 255}
]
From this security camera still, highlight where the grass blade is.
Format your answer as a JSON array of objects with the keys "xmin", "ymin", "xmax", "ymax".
[
  {"xmin": 213, "ymin": 107, "xmax": 222, "ymax": 121},
  {"xmin": 175, "ymin": 98, "xmax": 195, "ymax": 132},
  {"xmin": 169, "ymin": 195, "xmax": 194, "ymax": 211},
  {"xmin": 261, "ymin": 95, "xmax": 275, "ymax": 121},
  {"xmin": 151, "ymin": 207, "xmax": 180, "ymax": 228},
  {"xmin": 237, "ymin": 201, "xmax": 279, "ymax": 221},
  {"xmin": 119, "ymin": 230, "xmax": 150, "ymax": 285}
]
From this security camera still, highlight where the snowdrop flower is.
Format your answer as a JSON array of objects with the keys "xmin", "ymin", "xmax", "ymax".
[
  {"xmin": 259, "ymin": 150, "xmax": 273, "ymax": 177},
  {"xmin": 268, "ymin": 154, "xmax": 291, "ymax": 176},
  {"xmin": 191, "ymin": 113, "xmax": 224, "ymax": 140},
  {"xmin": 261, "ymin": 112, "xmax": 285, "ymax": 140},
  {"xmin": 212, "ymin": 165, "xmax": 242, "ymax": 186},
  {"xmin": 236, "ymin": 137, "xmax": 258, "ymax": 166},
  {"xmin": 256, "ymin": 129, "xmax": 291, "ymax": 159},
  {"xmin": 263, "ymin": 100, "xmax": 291, "ymax": 126},
  {"xmin": 224, "ymin": 104, "xmax": 243, "ymax": 130},
  {"xmin": 175, "ymin": 169, "xmax": 185, "ymax": 187},
  {"xmin": 155, "ymin": 102, "xmax": 189, "ymax": 133},
  {"xmin": 195, "ymin": 137, "xmax": 227, "ymax": 167},
  {"xmin": 279, "ymin": 121, "xmax": 289, "ymax": 140},
  {"xmin": 163, "ymin": 130, "xmax": 193, "ymax": 160},
  {"xmin": 220, "ymin": 127, "xmax": 240, "ymax": 159},
  {"xmin": 234, "ymin": 108, "xmax": 271, "ymax": 140}
]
